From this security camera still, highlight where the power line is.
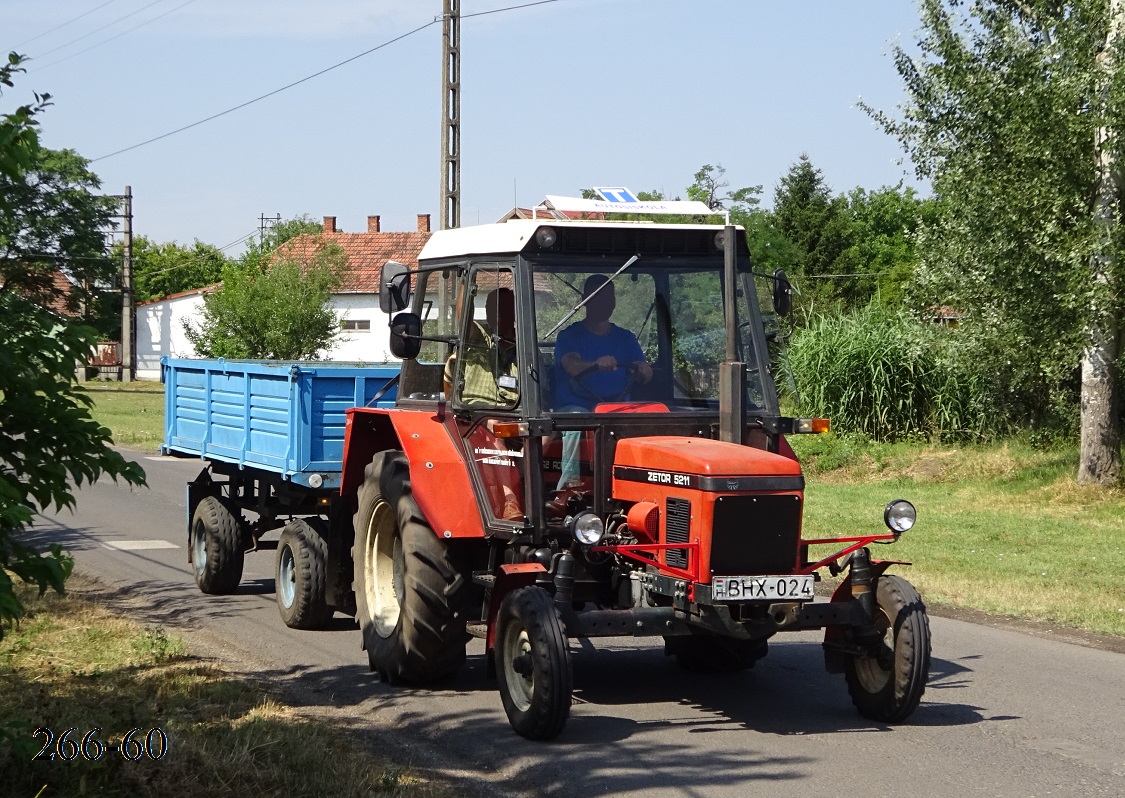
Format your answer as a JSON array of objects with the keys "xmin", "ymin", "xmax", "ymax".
[
  {"xmin": 91, "ymin": 18, "xmax": 439, "ymax": 162},
  {"xmin": 462, "ymin": 0, "xmax": 562, "ymax": 19},
  {"xmin": 33, "ymin": 0, "xmax": 199, "ymax": 73},
  {"xmin": 32, "ymin": 0, "xmax": 169, "ymax": 60},
  {"xmin": 8, "ymin": 0, "xmax": 122, "ymax": 49},
  {"xmin": 91, "ymin": 0, "xmax": 567, "ymax": 163}
]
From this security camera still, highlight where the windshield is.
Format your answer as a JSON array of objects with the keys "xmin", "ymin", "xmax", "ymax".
[{"xmin": 530, "ymin": 254, "xmax": 771, "ymax": 413}]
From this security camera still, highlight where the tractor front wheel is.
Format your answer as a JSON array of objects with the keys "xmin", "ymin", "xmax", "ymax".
[
  {"xmin": 496, "ymin": 586, "xmax": 572, "ymax": 740},
  {"xmin": 845, "ymin": 574, "xmax": 931, "ymax": 722},
  {"xmin": 352, "ymin": 451, "xmax": 469, "ymax": 684}
]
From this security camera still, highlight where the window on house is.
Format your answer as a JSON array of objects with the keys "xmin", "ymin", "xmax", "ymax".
[{"xmin": 342, "ymin": 319, "xmax": 371, "ymax": 332}]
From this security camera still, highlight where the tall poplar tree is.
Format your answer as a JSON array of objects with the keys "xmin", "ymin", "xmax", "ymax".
[{"xmin": 870, "ymin": 0, "xmax": 1124, "ymax": 484}]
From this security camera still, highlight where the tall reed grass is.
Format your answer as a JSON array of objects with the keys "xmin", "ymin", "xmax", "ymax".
[{"xmin": 786, "ymin": 308, "xmax": 985, "ymax": 441}]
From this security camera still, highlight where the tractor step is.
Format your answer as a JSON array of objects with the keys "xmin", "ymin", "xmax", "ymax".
[
  {"xmin": 472, "ymin": 572, "xmax": 495, "ymax": 588},
  {"xmin": 467, "ymin": 621, "xmax": 488, "ymax": 639}
]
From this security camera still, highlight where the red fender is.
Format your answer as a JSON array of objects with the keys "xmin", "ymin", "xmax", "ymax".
[
  {"xmin": 342, "ymin": 406, "xmax": 487, "ymax": 539},
  {"xmin": 486, "ymin": 563, "xmax": 548, "ymax": 652}
]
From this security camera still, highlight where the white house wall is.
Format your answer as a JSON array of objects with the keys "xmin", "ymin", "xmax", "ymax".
[{"xmin": 134, "ymin": 292, "xmax": 396, "ymax": 380}]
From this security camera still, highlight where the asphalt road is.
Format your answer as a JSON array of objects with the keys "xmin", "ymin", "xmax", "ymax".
[{"xmin": 29, "ymin": 451, "xmax": 1125, "ymax": 797}]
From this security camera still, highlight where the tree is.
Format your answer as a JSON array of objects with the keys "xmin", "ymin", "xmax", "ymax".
[
  {"xmin": 1, "ymin": 54, "xmax": 145, "ymax": 640},
  {"xmin": 183, "ymin": 235, "xmax": 347, "ymax": 360},
  {"xmin": 130, "ymin": 236, "xmax": 230, "ymax": 303},
  {"xmin": 869, "ymin": 0, "xmax": 1123, "ymax": 483},
  {"xmin": 835, "ymin": 186, "xmax": 940, "ymax": 308},
  {"xmin": 772, "ymin": 155, "xmax": 853, "ymax": 312}
]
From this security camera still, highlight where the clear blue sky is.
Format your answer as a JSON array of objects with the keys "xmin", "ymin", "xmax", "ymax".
[{"xmin": 4, "ymin": 0, "xmax": 925, "ymax": 251}]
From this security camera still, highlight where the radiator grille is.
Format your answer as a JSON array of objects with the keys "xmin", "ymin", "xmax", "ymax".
[
  {"xmin": 709, "ymin": 494, "xmax": 802, "ymax": 576},
  {"xmin": 665, "ymin": 497, "xmax": 691, "ymax": 568}
]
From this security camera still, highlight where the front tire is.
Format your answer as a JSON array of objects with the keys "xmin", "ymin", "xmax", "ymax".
[
  {"xmin": 276, "ymin": 519, "xmax": 334, "ymax": 630},
  {"xmin": 845, "ymin": 574, "xmax": 931, "ymax": 722},
  {"xmin": 352, "ymin": 451, "xmax": 469, "ymax": 684},
  {"xmin": 190, "ymin": 496, "xmax": 244, "ymax": 595},
  {"xmin": 496, "ymin": 586, "xmax": 572, "ymax": 740}
]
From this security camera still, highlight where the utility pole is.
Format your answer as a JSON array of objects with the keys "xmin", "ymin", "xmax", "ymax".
[
  {"xmin": 440, "ymin": 0, "xmax": 460, "ymax": 230},
  {"xmin": 258, "ymin": 212, "xmax": 281, "ymax": 245},
  {"xmin": 119, "ymin": 185, "xmax": 134, "ymax": 383}
]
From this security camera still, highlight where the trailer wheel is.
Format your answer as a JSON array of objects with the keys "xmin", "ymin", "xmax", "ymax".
[
  {"xmin": 190, "ymin": 496, "xmax": 244, "ymax": 595},
  {"xmin": 276, "ymin": 519, "xmax": 334, "ymax": 630},
  {"xmin": 845, "ymin": 574, "xmax": 931, "ymax": 722},
  {"xmin": 665, "ymin": 634, "xmax": 769, "ymax": 673},
  {"xmin": 353, "ymin": 451, "xmax": 469, "ymax": 684},
  {"xmin": 496, "ymin": 586, "xmax": 572, "ymax": 740}
]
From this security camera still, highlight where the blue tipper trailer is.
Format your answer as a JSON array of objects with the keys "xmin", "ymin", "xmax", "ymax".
[{"xmin": 161, "ymin": 357, "xmax": 400, "ymax": 627}]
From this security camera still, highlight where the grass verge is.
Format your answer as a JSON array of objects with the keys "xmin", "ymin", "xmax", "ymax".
[
  {"xmin": 0, "ymin": 578, "xmax": 450, "ymax": 798},
  {"xmin": 85, "ymin": 383, "xmax": 164, "ymax": 452},
  {"xmin": 791, "ymin": 434, "xmax": 1125, "ymax": 637}
]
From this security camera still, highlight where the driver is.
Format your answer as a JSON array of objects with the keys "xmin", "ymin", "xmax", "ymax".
[
  {"xmin": 554, "ymin": 274, "xmax": 653, "ymax": 410},
  {"xmin": 553, "ymin": 274, "xmax": 652, "ymax": 490}
]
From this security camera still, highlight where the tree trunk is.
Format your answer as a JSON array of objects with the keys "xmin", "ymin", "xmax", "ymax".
[{"xmin": 1079, "ymin": 0, "xmax": 1124, "ymax": 486}]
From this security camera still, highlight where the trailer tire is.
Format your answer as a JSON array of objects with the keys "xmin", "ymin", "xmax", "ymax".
[
  {"xmin": 353, "ymin": 451, "xmax": 469, "ymax": 684},
  {"xmin": 496, "ymin": 586, "xmax": 572, "ymax": 740},
  {"xmin": 666, "ymin": 634, "xmax": 769, "ymax": 673},
  {"xmin": 276, "ymin": 519, "xmax": 334, "ymax": 630},
  {"xmin": 190, "ymin": 496, "xmax": 244, "ymax": 595},
  {"xmin": 845, "ymin": 574, "xmax": 931, "ymax": 722}
]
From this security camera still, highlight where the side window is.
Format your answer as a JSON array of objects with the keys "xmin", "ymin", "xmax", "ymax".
[
  {"xmin": 399, "ymin": 267, "xmax": 462, "ymax": 401},
  {"xmin": 451, "ymin": 267, "xmax": 519, "ymax": 409}
]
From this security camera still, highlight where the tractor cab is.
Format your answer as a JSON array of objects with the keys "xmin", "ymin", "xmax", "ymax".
[{"xmin": 384, "ymin": 213, "xmax": 798, "ymax": 537}]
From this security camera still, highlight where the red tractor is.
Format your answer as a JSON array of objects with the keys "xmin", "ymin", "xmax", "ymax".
[{"xmin": 340, "ymin": 207, "xmax": 930, "ymax": 739}]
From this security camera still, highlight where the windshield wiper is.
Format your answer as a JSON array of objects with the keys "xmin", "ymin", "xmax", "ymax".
[{"xmin": 544, "ymin": 253, "xmax": 641, "ymax": 339}]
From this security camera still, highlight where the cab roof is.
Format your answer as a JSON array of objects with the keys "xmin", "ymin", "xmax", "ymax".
[{"xmin": 417, "ymin": 218, "xmax": 745, "ymax": 263}]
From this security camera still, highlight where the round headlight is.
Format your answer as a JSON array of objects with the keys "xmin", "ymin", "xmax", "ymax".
[
  {"xmin": 535, "ymin": 226, "xmax": 558, "ymax": 248},
  {"xmin": 884, "ymin": 499, "xmax": 916, "ymax": 534},
  {"xmin": 570, "ymin": 511, "xmax": 605, "ymax": 545}
]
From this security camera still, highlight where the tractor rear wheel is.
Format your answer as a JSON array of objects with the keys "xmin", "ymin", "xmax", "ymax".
[
  {"xmin": 845, "ymin": 574, "xmax": 931, "ymax": 722},
  {"xmin": 666, "ymin": 634, "xmax": 769, "ymax": 672},
  {"xmin": 496, "ymin": 586, "xmax": 572, "ymax": 740},
  {"xmin": 352, "ymin": 451, "xmax": 469, "ymax": 684},
  {"xmin": 276, "ymin": 519, "xmax": 334, "ymax": 630},
  {"xmin": 190, "ymin": 496, "xmax": 244, "ymax": 595}
]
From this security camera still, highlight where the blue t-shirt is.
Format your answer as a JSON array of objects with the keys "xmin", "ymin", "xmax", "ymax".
[{"xmin": 553, "ymin": 322, "xmax": 645, "ymax": 409}]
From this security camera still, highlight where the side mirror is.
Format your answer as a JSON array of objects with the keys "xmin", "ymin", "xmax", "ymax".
[
  {"xmin": 380, "ymin": 261, "xmax": 412, "ymax": 314},
  {"xmin": 388, "ymin": 312, "xmax": 422, "ymax": 359},
  {"xmin": 772, "ymin": 269, "xmax": 793, "ymax": 317}
]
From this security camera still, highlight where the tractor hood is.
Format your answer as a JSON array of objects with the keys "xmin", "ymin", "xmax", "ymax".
[{"xmin": 614, "ymin": 436, "xmax": 802, "ymax": 480}]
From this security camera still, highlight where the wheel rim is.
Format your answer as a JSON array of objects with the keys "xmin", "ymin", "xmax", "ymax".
[
  {"xmin": 277, "ymin": 542, "xmax": 296, "ymax": 609},
  {"xmin": 191, "ymin": 520, "xmax": 207, "ymax": 575},
  {"xmin": 853, "ymin": 606, "xmax": 894, "ymax": 693},
  {"xmin": 502, "ymin": 621, "xmax": 535, "ymax": 712},
  {"xmin": 365, "ymin": 501, "xmax": 404, "ymax": 638}
]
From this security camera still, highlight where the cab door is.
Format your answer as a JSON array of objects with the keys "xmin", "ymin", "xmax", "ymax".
[{"xmin": 448, "ymin": 265, "xmax": 529, "ymax": 529}]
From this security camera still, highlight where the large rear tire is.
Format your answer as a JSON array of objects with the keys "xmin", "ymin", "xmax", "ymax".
[
  {"xmin": 496, "ymin": 586, "xmax": 572, "ymax": 740},
  {"xmin": 276, "ymin": 519, "xmax": 334, "ymax": 630},
  {"xmin": 845, "ymin": 574, "xmax": 931, "ymax": 722},
  {"xmin": 352, "ymin": 451, "xmax": 469, "ymax": 684},
  {"xmin": 190, "ymin": 496, "xmax": 244, "ymax": 595},
  {"xmin": 666, "ymin": 634, "xmax": 769, "ymax": 673}
]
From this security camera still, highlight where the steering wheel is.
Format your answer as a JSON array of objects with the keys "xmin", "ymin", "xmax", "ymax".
[{"xmin": 570, "ymin": 362, "xmax": 637, "ymax": 405}]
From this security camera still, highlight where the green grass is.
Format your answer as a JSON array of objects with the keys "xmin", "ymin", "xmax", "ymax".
[
  {"xmin": 85, "ymin": 383, "xmax": 165, "ymax": 451},
  {"xmin": 0, "ymin": 578, "xmax": 451, "ymax": 798},
  {"xmin": 792, "ymin": 434, "xmax": 1125, "ymax": 636}
]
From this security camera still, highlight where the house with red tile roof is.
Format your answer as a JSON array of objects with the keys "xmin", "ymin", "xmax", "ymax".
[{"xmin": 133, "ymin": 214, "xmax": 433, "ymax": 379}]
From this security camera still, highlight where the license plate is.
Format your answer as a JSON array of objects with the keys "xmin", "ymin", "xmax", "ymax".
[{"xmin": 711, "ymin": 574, "xmax": 814, "ymax": 601}]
